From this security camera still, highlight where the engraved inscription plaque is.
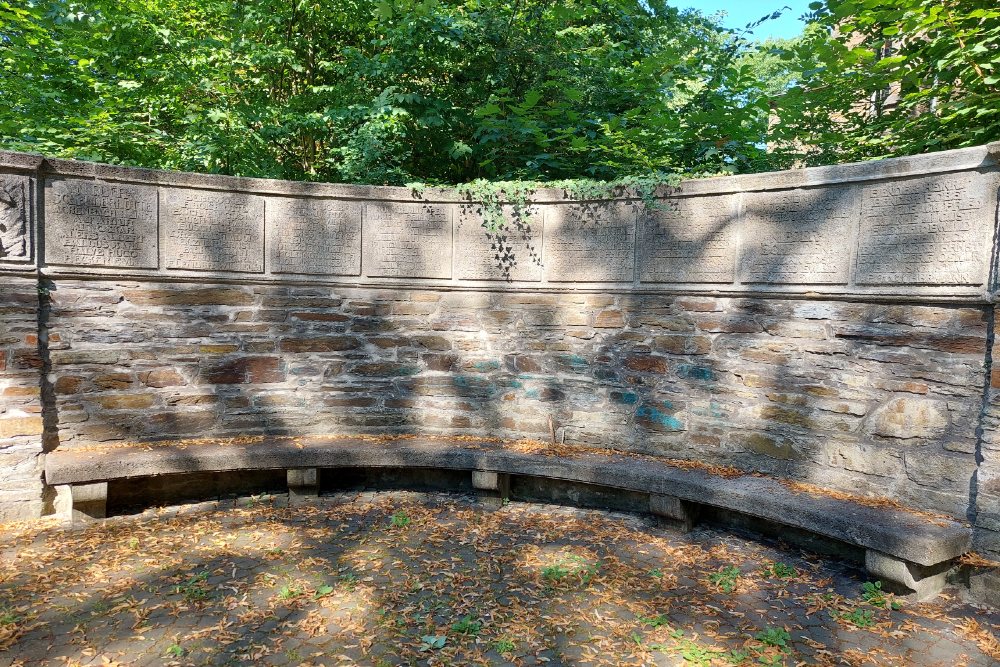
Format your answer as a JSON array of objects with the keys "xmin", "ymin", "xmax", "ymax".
[
  {"xmin": 544, "ymin": 203, "xmax": 635, "ymax": 282},
  {"xmin": 45, "ymin": 179, "xmax": 157, "ymax": 269},
  {"xmin": 363, "ymin": 202, "xmax": 452, "ymax": 279},
  {"xmin": 741, "ymin": 188, "xmax": 858, "ymax": 284},
  {"xmin": 455, "ymin": 204, "xmax": 543, "ymax": 281},
  {"xmin": 267, "ymin": 197, "xmax": 361, "ymax": 275},
  {"xmin": 162, "ymin": 189, "xmax": 264, "ymax": 273},
  {"xmin": 639, "ymin": 195, "xmax": 736, "ymax": 283},
  {"xmin": 0, "ymin": 174, "xmax": 31, "ymax": 262},
  {"xmin": 856, "ymin": 172, "xmax": 996, "ymax": 286}
]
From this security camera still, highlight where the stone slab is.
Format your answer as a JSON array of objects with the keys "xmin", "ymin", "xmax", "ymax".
[
  {"xmin": 161, "ymin": 188, "xmax": 264, "ymax": 273},
  {"xmin": 455, "ymin": 204, "xmax": 543, "ymax": 281},
  {"xmin": 45, "ymin": 179, "xmax": 157, "ymax": 269},
  {"xmin": 638, "ymin": 195, "xmax": 737, "ymax": 283},
  {"xmin": 0, "ymin": 173, "xmax": 32, "ymax": 263},
  {"xmin": 741, "ymin": 187, "xmax": 859, "ymax": 284},
  {"xmin": 45, "ymin": 436, "xmax": 971, "ymax": 567},
  {"xmin": 266, "ymin": 197, "xmax": 361, "ymax": 275},
  {"xmin": 544, "ymin": 202, "xmax": 636, "ymax": 282},
  {"xmin": 855, "ymin": 172, "xmax": 997, "ymax": 286},
  {"xmin": 363, "ymin": 202, "xmax": 452, "ymax": 279}
]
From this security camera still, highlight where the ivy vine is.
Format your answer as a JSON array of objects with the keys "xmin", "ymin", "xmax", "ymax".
[{"xmin": 407, "ymin": 172, "xmax": 692, "ymax": 280}]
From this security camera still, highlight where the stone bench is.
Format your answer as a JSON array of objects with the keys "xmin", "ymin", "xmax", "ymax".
[{"xmin": 44, "ymin": 435, "xmax": 972, "ymax": 600}]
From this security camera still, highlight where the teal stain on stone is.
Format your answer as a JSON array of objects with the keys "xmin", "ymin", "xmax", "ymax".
[
  {"xmin": 636, "ymin": 405, "xmax": 683, "ymax": 431},
  {"xmin": 507, "ymin": 379, "xmax": 525, "ymax": 389},
  {"xmin": 472, "ymin": 360, "xmax": 501, "ymax": 372},
  {"xmin": 660, "ymin": 399, "xmax": 674, "ymax": 410},
  {"xmin": 611, "ymin": 391, "xmax": 639, "ymax": 405},
  {"xmin": 676, "ymin": 364, "xmax": 715, "ymax": 381},
  {"xmin": 557, "ymin": 354, "xmax": 589, "ymax": 368},
  {"xmin": 525, "ymin": 388, "xmax": 540, "ymax": 399}
]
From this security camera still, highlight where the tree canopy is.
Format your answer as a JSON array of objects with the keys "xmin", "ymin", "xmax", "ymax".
[{"xmin": 1, "ymin": 0, "xmax": 997, "ymax": 186}]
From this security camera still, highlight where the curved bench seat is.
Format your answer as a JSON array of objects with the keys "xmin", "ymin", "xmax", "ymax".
[{"xmin": 45, "ymin": 435, "xmax": 972, "ymax": 599}]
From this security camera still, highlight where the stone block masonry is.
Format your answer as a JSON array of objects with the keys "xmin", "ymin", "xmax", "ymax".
[{"xmin": 1, "ymin": 143, "xmax": 1000, "ymax": 562}]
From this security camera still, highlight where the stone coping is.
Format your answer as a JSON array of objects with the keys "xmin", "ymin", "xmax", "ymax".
[
  {"xmin": 2, "ymin": 143, "xmax": 998, "ymax": 200},
  {"xmin": 3, "ymin": 144, "xmax": 999, "ymax": 300},
  {"xmin": 44, "ymin": 435, "xmax": 972, "ymax": 567}
]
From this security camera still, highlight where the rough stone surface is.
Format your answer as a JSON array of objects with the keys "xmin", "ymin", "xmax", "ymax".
[{"xmin": 0, "ymin": 275, "xmax": 44, "ymax": 521}]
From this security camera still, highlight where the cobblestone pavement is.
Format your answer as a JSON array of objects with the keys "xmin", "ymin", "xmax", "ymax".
[{"xmin": 1, "ymin": 492, "xmax": 998, "ymax": 667}]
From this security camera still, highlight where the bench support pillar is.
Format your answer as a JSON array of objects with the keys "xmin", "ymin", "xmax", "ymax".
[
  {"xmin": 287, "ymin": 468, "xmax": 319, "ymax": 504},
  {"xmin": 57, "ymin": 483, "xmax": 108, "ymax": 524},
  {"xmin": 650, "ymin": 493, "xmax": 695, "ymax": 533},
  {"xmin": 865, "ymin": 549, "xmax": 949, "ymax": 601},
  {"xmin": 472, "ymin": 470, "xmax": 510, "ymax": 509}
]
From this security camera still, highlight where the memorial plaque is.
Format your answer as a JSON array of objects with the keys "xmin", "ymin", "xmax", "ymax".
[
  {"xmin": 639, "ymin": 195, "xmax": 737, "ymax": 283},
  {"xmin": 162, "ymin": 189, "xmax": 264, "ymax": 273},
  {"xmin": 544, "ymin": 202, "xmax": 635, "ymax": 282},
  {"xmin": 740, "ymin": 188, "xmax": 858, "ymax": 284},
  {"xmin": 856, "ymin": 172, "xmax": 996, "ymax": 286},
  {"xmin": 0, "ymin": 174, "xmax": 31, "ymax": 262},
  {"xmin": 455, "ymin": 204, "xmax": 543, "ymax": 281},
  {"xmin": 363, "ymin": 202, "xmax": 452, "ymax": 279},
  {"xmin": 45, "ymin": 179, "xmax": 157, "ymax": 269},
  {"xmin": 266, "ymin": 197, "xmax": 361, "ymax": 275}
]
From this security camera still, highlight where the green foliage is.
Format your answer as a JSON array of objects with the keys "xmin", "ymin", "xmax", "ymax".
[
  {"xmin": 418, "ymin": 634, "xmax": 447, "ymax": 651},
  {"xmin": 389, "ymin": 510, "xmax": 411, "ymax": 528},
  {"xmin": 492, "ymin": 637, "xmax": 516, "ymax": 654},
  {"xmin": 0, "ymin": 0, "xmax": 787, "ymax": 184},
  {"xmin": 709, "ymin": 565, "xmax": 741, "ymax": 593},
  {"xmin": 754, "ymin": 626, "xmax": 791, "ymax": 650},
  {"xmin": 861, "ymin": 580, "xmax": 901, "ymax": 610},
  {"xmin": 770, "ymin": 0, "xmax": 1000, "ymax": 163},
  {"xmin": 174, "ymin": 571, "xmax": 210, "ymax": 602},
  {"xmin": 450, "ymin": 613, "xmax": 481, "ymax": 635},
  {"xmin": 765, "ymin": 562, "xmax": 799, "ymax": 579}
]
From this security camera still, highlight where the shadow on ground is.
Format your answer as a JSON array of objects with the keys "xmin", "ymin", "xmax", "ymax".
[{"xmin": 1, "ymin": 491, "xmax": 998, "ymax": 667}]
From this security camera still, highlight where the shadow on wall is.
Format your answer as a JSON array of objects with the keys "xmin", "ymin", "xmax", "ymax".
[{"xmin": 37, "ymin": 174, "xmax": 999, "ymax": 527}]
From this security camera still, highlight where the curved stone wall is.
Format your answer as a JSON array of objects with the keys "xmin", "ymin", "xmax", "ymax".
[{"xmin": 2, "ymin": 144, "xmax": 1000, "ymax": 558}]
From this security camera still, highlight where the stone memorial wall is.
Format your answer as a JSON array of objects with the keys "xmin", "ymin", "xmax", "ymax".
[{"xmin": 1, "ymin": 143, "xmax": 1000, "ymax": 560}]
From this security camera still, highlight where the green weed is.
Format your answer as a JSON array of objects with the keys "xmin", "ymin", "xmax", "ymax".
[
  {"xmin": 451, "ymin": 614, "xmax": 482, "ymax": 635},
  {"xmin": 175, "ymin": 571, "xmax": 210, "ymax": 602},
  {"xmin": 709, "ymin": 565, "xmax": 741, "ymax": 593},
  {"xmin": 755, "ymin": 627, "xmax": 791, "ymax": 650},
  {"xmin": 390, "ymin": 511, "xmax": 411, "ymax": 528},
  {"xmin": 861, "ymin": 581, "xmax": 901, "ymax": 610}
]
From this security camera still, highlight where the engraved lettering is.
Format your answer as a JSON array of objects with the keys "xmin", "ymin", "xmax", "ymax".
[
  {"xmin": 45, "ymin": 179, "xmax": 157, "ymax": 268},
  {"xmin": 267, "ymin": 197, "xmax": 361, "ymax": 275},
  {"xmin": 639, "ymin": 195, "xmax": 736, "ymax": 283},
  {"xmin": 363, "ymin": 202, "xmax": 452, "ymax": 279},
  {"xmin": 741, "ymin": 188, "xmax": 857, "ymax": 284},
  {"xmin": 162, "ymin": 189, "xmax": 264, "ymax": 273},
  {"xmin": 856, "ymin": 173, "xmax": 994, "ymax": 286},
  {"xmin": 545, "ymin": 203, "xmax": 635, "ymax": 282}
]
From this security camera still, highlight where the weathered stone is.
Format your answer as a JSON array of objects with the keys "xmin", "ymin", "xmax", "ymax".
[
  {"xmin": 594, "ymin": 311, "xmax": 625, "ymax": 328},
  {"xmin": 267, "ymin": 198, "xmax": 361, "ymax": 275},
  {"xmin": 45, "ymin": 179, "xmax": 157, "ymax": 269},
  {"xmin": 653, "ymin": 335, "xmax": 712, "ymax": 355},
  {"xmin": 97, "ymin": 394, "xmax": 155, "ymax": 410},
  {"xmin": 200, "ymin": 356, "xmax": 284, "ymax": 384},
  {"xmin": 870, "ymin": 397, "xmax": 949, "ymax": 439},
  {"xmin": 124, "ymin": 288, "xmax": 254, "ymax": 307},
  {"xmin": 279, "ymin": 337, "xmax": 360, "ymax": 353},
  {"xmin": 162, "ymin": 188, "xmax": 265, "ymax": 272},
  {"xmin": 624, "ymin": 356, "xmax": 668, "ymax": 374},
  {"xmin": 139, "ymin": 369, "xmax": 187, "ymax": 388},
  {"xmin": 0, "ymin": 415, "xmax": 43, "ymax": 438},
  {"xmin": 363, "ymin": 202, "xmax": 452, "ymax": 278}
]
